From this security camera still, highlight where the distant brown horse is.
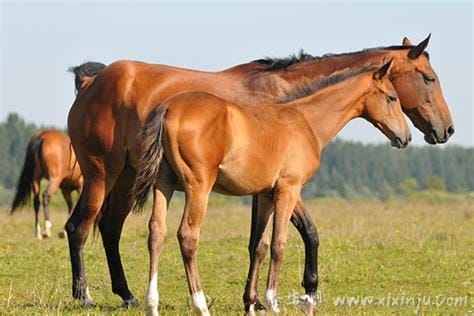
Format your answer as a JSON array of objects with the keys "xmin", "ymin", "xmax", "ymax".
[
  {"xmin": 66, "ymin": 35, "xmax": 453, "ymax": 306},
  {"xmin": 131, "ymin": 62, "xmax": 411, "ymax": 315},
  {"xmin": 10, "ymin": 130, "xmax": 83, "ymax": 239}
]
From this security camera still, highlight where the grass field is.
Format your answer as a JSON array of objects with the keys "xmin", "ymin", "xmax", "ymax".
[{"xmin": 0, "ymin": 196, "xmax": 472, "ymax": 315}]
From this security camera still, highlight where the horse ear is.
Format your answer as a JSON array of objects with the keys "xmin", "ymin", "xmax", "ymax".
[
  {"xmin": 407, "ymin": 34, "xmax": 431, "ymax": 59},
  {"xmin": 373, "ymin": 59, "xmax": 393, "ymax": 81},
  {"xmin": 402, "ymin": 37, "xmax": 412, "ymax": 46}
]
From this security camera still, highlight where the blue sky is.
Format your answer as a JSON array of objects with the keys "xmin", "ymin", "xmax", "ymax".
[{"xmin": 1, "ymin": 1, "xmax": 472, "ymax": 146}]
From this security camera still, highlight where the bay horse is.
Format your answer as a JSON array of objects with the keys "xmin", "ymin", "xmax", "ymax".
[
  {"xmin": 10, "ymin": 130, "xmax": 83, "ymax": 239},
  {"xmin": 131, "ymin": 61, "xmax": 411, "ymax": 315},
  {"xmin": 66, "ymin": 35, "xmax": 453, "ymax": 306}
]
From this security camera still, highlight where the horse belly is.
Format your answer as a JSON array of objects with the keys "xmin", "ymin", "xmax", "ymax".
[{"xmin": 213, "ymin": 159, "xmax": 277, "ymax": 196}]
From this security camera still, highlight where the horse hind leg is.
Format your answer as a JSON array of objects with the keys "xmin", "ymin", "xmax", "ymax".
[
  {"xmin": 65, "ymin": 162, "xmax": 116, "ymax": 306},
  {"xmin": 42, "ymin": 178, "xmax": 61, "ymax": 238},
  {"xmin": 33, "ymin": 180, "xmax": 42, "ymax": 239},
  {"xmin": 243, "ymin": 193, "xmax": 273, "ymax": 315},
  {"xmin": 59, "ymin": 187, "xmax": 74, "ymax": 238},
  {"xmin": 98, "ymin": 165, "xmax": 138, "ymax": 306},
  {"xmin": 291, "ymin": 199, "xmax": 319, "ymax": 313},
  {"xmin": 146, "ymin": 161, "xmax": 176, "ymax": 316},
  {"xmin": 177, "ymin": 176, "xmax": 215, "ymax": 316}
]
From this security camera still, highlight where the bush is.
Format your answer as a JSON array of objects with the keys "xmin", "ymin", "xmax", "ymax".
[{"xmin": 425, "ymin": 176, "xmax": 447, "ymax": 192}]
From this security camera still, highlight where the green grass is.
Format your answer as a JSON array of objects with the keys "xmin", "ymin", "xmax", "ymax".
[{"xmin": 0, "ymin": 197, "xmax": 472, "ymax": 315}]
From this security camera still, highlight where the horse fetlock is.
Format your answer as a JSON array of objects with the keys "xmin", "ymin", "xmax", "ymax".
[
  {"xmin": 146, "ymin": 307, "xmax": 159, "ymax": 316},
  {"xmin": 146, "ymin": 297, "xmax": 159, "ymax": 315},
  {"xmin": 302, "ymin": 273, "xmax": 318, "ymax": 293},
  {"xmin": 73, "ymin": 281, "xmax": 93, "ymax": 302},
  {"xmin": 42, "ymin": 220, "xmax": 52, "ymax": 238},
  {"xmin": 191, "ymin": 291, "xmax": 210, "ymax": 316},
  {"xmin": 297, "ymin": 293, "xmax": 317, "ymax": 315},
  {"xmin": 245, "ymin": 298, "xmax": 267, "ymax": 315},
  {"xmin": 75, "ymin": 286, "xmax": 95, "ymax": 307},
  {"xmin": 122, "ymin": 296, "xmax": 139, "ymax": 308},
  {"xmin": 146, "ymin": 291, "xmax": 159, "ymax": 307},
  {"xmin": 265, "ymin": 289, "xmax": 280, "ymax": 314},
  {"xmin": 35, "ymin": 225, "xmax": 43, "ymax": 240}
]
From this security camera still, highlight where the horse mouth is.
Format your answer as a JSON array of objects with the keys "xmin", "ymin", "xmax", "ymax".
[
  {"xmin": 391, "ymin": 136, "xmax": 409, "ymax": 149},
  {"xmin": 424, "ymin": 128, "xmax": 447, "ymax": 145}
]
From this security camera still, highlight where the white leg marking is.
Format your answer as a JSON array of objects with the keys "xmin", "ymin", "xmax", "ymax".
[
  {"xmin": 83, "ymin": 286, "xmax": 95, "ymax": 306},
  {"xmin": 266, "ymin": 289, "xmax": 280, "ymax": 313},
  {"xmin": 298, "ymin": 293, "xmax": 317, "ymax": 313},
  {"xmin": 44, "ymin": 220, "xmax": 52, "ymax": 237},
  {"xmin": 192, "ymin": 291, "xmax": 210, "ymax": 315},
  {"xmin": 36, "ymin": 223, "xmax": 43, "ymax": 240},
  {"xmin": 247, "ymin": 303, "xmax": 256, "ymax": 316},
  {"xmin": 146, "ymin": 272, "xmax": 159, "ymax": 316}
]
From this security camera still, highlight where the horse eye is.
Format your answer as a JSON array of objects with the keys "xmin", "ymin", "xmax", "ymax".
[
  {"xmin": 386, "ymin": 95, "xmax": 397, "ymax": 103},
  {"xmin": 423, "ymin": 75, "xmax": 436, "ymax": 85}
]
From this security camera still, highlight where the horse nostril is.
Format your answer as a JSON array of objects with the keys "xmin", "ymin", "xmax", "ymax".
[{"xmin": 447, "ymin": 125, "xmax": 455, "ymax": 137}]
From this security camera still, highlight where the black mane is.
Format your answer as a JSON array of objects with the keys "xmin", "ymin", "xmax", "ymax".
[
  {"xmin": 68, "ymin": 61, "xmax": 107, "ymax": 93},
  {"xmin": 279, "ymin": 66, "xmax": 377, "ymax": 103},
  {"xmin": 254, "ymin": 46, "xmax": 428, "ymax": 72}
]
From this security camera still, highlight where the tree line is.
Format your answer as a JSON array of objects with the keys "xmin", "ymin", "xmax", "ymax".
[{"xmin": 1, "ymin": 113, "xmax": 472, "ymax": 203}]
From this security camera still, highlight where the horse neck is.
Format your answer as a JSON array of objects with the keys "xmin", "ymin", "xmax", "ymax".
[
  {"xmin": 289, "ymin": 75, "xmax": 372, "ymax": 148},
  {"xmin": 249, "ymin": 50, "xmax": 395, "ymax": 101}
]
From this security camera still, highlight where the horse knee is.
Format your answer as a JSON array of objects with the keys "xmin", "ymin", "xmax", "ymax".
[
  {"xmin": 255, "ymin": 239, "xmax": 269, "ymax": 260},
  {"xmin": 271, "ymin": 240, "xmax": 287, "ymax": 262}
]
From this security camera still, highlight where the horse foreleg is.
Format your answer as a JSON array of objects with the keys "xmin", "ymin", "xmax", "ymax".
[
  {"xmin": 290, "ymin": 199, "xmax": 319, "ymax": 313},
  {"xmin": 266, "ymin": 184, "xmax": 301, "ymax": 314},
  {"xmin": 33, "ymin": 180, "xmax": 42, "ymax": 239}
]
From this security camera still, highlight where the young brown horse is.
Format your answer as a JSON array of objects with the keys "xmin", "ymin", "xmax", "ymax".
[
  {"xmin": 131, "ymin": 62, "xmax": 411, "ymax": 315},
  {"xmin": 10, "ymin": 130, "xmax": 83, "ymax": 239},
  {"xmin": 66, "ymin": 36, "xmax": 453, "ymax": 306}
]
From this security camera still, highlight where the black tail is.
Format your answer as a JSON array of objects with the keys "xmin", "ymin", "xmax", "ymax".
[
  {"xmin": 68, "ymin": 61, "xmax": 107, "ymax": 94},
  {"xmin": 10, "ymin": 135, "xmax": 42, "ymax": 213},
  {"xmin": 131, "ymin": 107, "xmax": 168, "ymax": 212}
]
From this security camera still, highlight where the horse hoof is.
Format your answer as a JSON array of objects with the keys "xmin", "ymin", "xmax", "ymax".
[
  {"xmin": 255, "ymin": 299, "xmax": 267, "ymax": 312},
  {"xmin": 42, "ymin": 232, "xmax": 51, "ymax": 239},
  {"xmin": 122, "ymin": 297, "xmax": 139, "ymax": 308},
  {"xmin": 297, "ymin": 295, "xmax": 317, "ymax": 315},
  {"xmin": 58, "ymin": 231, "xmax": 66, "ymax": 238},
  {"xmin": 245, "ymin": 301, "xmax": 267, "ymax": 315},
  {"xmin": 83, "ymin": 298, "xmax": 96, "ymax": 307}
]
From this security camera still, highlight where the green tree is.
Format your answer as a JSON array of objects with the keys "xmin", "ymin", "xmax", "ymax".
[
  {"xmin": 425, "ymin": 176, "xmax": 447, "ymax": 192},
  {"xmin": 399, "ymin": 178, "xmax": 420, "ymax": 197}
]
